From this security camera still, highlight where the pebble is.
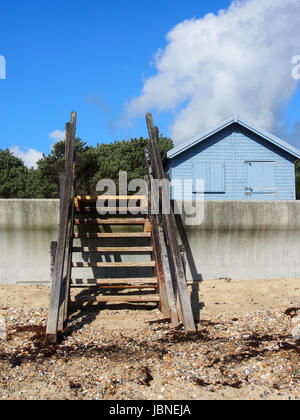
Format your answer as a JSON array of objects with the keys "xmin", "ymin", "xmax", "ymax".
[{"xmin": 0, "ymin": 290, "xmax": 299, "ymax": 400}]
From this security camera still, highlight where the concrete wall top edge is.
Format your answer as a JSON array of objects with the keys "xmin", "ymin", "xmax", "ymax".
[
  {"xmin": 0, "ymin": 199, "xmax": 60, "ymax": 229},
  {"xmin": 173, "ymin": 200, "xmax": 300, "ymax": 231},
  {"xmin": 0, "ymin": 199, "xmax": 59, "ymax": 202}
]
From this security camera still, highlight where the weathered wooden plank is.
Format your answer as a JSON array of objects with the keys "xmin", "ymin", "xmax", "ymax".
[
  {"xmin": 77, "ymin": 195, "xmax": 148, "ymax": 201},
  {"xmin": 71, "ymin": 284, "xmax": 156, "ymax": 289},
  {"xmin": 71, "ymin": 278, "xmax": 158, "ymax": 285},
  {"xmin": 78, "ymin": 207, "xmax": 148, "ymax": 213},
  {"xmin": 72, "ymin": 261, "xmax": 155, "ymax": 268},
  {"xmin": 74, "ymin": 219, "xmax": 149, "ymax": 225},
  {"xmin": 70, "ymin": 295, "xmax": 160, "ymax": 303},
  {"xmin": 72, "ymin": 246, "xmax": 153, "ymax": 253},
  {"xmin": 46, "ymin": 113, "xmax": 77, "ymax": 344},
  {"xmin": 146, "ymin": 113, "xmax": 196, "ymax": 332},
  {"xmin": 144, "ymin": 148, "xmax": 179, "ymax": 326},
  {"xmin": 50, "ymin": 242, "xmax": 57, "ymax": 280},
  {"xmin": 73, "ymin": 232, "xmax": 151, "ymax": 238},
  {"xmin": 61, "ymin": 116, "xmax": 77, "ymax": 329}
]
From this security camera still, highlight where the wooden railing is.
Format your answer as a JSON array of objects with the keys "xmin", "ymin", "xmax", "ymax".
[
  {"xmin": 46, "ymin": 112, "xmax": 77, "ymax": 344},
  {"xmin": 145, "ymin": 113, "xmax": 196, "ymax": 333},
  {"xmin": 144, "ymin": 148, "xmax": 179, "ymax": 326}
]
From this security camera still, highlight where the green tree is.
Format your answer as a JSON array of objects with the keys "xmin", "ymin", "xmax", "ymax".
[
  {"xmin": 0, "ymin": 136, "xmax": 174, "ymax": 198},
  {"xmin": 92, "ymin": 136, "xmax": 173, "ymax": 193},
  {"xmin": 0, "ymin": 149, "xmax": 29, "ymax": 198},
  {"xmin": 32, "ymin": 138, "xmax": 98, "ymax": 198}
]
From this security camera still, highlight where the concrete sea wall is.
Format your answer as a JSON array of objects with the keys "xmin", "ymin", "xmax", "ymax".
[
  {"xmin": 0, "ymin": 199, "xmax": 299, "ymax": 284},
  {"xmin": 0, "ymin": 200, "xmax": 59, "ymax": 285},
  {"xmin": 175, "ymin": 201, "xmax": 300, "ymax": 281}
]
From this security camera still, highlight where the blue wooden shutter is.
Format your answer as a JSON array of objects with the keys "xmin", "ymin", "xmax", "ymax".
[
  {"xmin": 193, "ymin": 162, "xmax": 206, "ymax": 193},
  {"xmin": 246, "ymin": 162, "xmax": 276, "ymax": 193},
  {"xmin": 209, "ymin": 162, "xmax": 225, "ymax": 192},
  {"xmin": 193, "ymin": 161, "xmax": 225, "ymax": 193}
]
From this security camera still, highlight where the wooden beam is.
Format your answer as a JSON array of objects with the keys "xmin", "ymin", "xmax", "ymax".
[
  {"xmin": 144, "ymin": 148, "xmax": 179, "ymax": 326},
  {"xmin": 74, "ymin": 219, "xmax": 149, "ymax": 225},
  {"xmin": 73, "ymin": 232, "xmax": 151, "ymax": 238},
  {"xmin": 71, "ymin": 278, "xmax": 158, "ymax": 285},
  {"xmin": 145, "ymin": 113, "xmax": 196, "ymax": 332},
  {"xmin": 77, "ymin": 195, "xmax": 148, "ymax": 201},
  {"xmin": 72, "ymin": 261, "xmax": 155, "ymax": 268},
  {"xmin": 46, "ymin": 113, "xmax": 77, "ymax": 344},
  {"xmin": 72, "ymin": 246, "xmax": 153, "ymax": 253},
  {"xmin": 78, "ymin": 207, "xmax": 148, "ymax": 214},
  {"xmin": 71, "ymin": 284, "xmax": 156, "ymax": 289},
  {"xmin": 71, "ymin": 295, "xmax": 160, "ymax": 303},
  {"xmin": 61, "ymin": 112, "xmax": 77, "ymax": 329}
]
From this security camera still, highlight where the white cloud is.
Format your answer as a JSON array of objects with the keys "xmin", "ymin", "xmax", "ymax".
[
  {"xmin": 49, "ymin": 129, "xmax": 65, "ymax": 142},
  {"xmin": 10, "ymin": 146, "xmax": 43, "ymax": 169},
  {"xmin": 125, "ymin": 0, "xmax": 300, "ymax": 144}
]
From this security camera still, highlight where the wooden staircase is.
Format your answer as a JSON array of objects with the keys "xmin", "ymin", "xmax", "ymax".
[
  {"xmin": 69, "ymin": 196, "xmax": 160, "ymax": 306},
  {"xmin": 46, "ymin": 112, "xmax": 195, "ymax": 344}
]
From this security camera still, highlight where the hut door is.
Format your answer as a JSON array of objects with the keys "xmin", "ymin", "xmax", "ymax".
[{"xmin": 245, "ymin": 161, "xmax": 277, "ymax": 198}]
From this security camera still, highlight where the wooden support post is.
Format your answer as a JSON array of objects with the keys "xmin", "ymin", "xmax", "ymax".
[
  {"xmin": 144, "ymin": 148, "xmax": 179, "ymax": 326},
  {"xmin": 179, "ymin": 244, "xmax": 187, "ymax": 275},
  {"xmin": 46, "ymin": 112, "xmax": 77, "ymax": 344},
  {"xmin": 145, "ymin": 114, "xmax": 196, "ymax": 333},
  {"xmin": 62, "ymin": 112, "xmax": 77, "ymax": 328},
  {"xmin": 50, "ymin": 242, "xmax": 57, "ymax": 281}
]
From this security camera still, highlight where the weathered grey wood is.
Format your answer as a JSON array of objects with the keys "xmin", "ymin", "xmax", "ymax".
[
  {"xmin": 72, "ymin": 246, "xmax": 154, "ymax": 253},
  {"xmin": 77, "ymin": 195, "xmax": 148, "ymax": 201},
  {"xmin": 71, "ymin": 284, "xmax": 156, "ymax": 289},
  {"xmin": 179, "ymin": 244, "xmax": 187, "ymax": 275},
  {"xmin": 73, "ymin": 232, "xmax": 151, "ymax": 238},
  {"xmin": 79, "ymin": 207, "xmax": 148, "ymax": 214},
  {"xmin": 144, "ymin": 148, "xmax": 179, "ymax": 326},
  {"xmin": 61, "ymin": 113, "xmax": 77, "ymax": 328},
  {"xmin": 50, "ymin": 242, "xmax": 57, "ymax": 280},
  {"xmin": 145, "ymin": 113, "xmax": 196, "ymax": 332},
  {"xmin": 71, "ymin": 278, "xmax": 158, "ymax": 285},
  {"xmin": 72, "ymin": 261, "xmax": 155, "ymax": 268},
  {"xmin": 71, "ymin": 295, "xmax": 160, "ymax": 304},
  {"xmin": 74, "ymin": 219, "xmax": 149, "ymax": 225},
  {"xmin": 46, "ymin": 113, "xmax": 77, "ymax": 344}
]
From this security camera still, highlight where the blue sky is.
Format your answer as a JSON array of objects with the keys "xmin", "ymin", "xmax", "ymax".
[{"xmin": 0, "ymin": 0, "xmax": 300, "ymax": 166}]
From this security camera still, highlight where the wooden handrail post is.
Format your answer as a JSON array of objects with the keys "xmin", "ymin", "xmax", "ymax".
[
  {"xmin": 144, "ymin": 148, "xmax": 179, "ymax": 325},
  {"xmin": 46, "ymin": 112, "xmax": 77, "ymax": 344},
  {"xmin": 145, "ymin": 113, "xmax": 196, "ymax": 333}
]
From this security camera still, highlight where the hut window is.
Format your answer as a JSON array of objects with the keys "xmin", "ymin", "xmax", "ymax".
[
  {"xmin": 193, "ymin": 161, "xmax": 225, "ymax": 193},
  {"xmin": 245, "ymin": 161, "xmax": 277, "ymax": 194}
]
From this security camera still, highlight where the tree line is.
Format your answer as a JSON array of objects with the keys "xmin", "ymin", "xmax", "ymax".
[
  {"xmin": 0, "ymin": 136, "xmax": 174, "ymax": 198},
  {"xmin": 1, "ymin": 138, "xmax": 299, "ymax": 199}
]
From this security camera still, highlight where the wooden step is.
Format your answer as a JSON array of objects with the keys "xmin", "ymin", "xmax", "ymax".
[
  {"xmin": 72, "ymin": 262, "xmax": 155, "ymax": 268},
  {"xmin": 76, "ymin": 195, "xmax": 148, "ymax": 201},
  {"xmin": 74, "ymin": 219, "xmax": 149, "ymax": 225},
  {"xmin": 73, "ymin": 233, "xmax": 151, "ymax": 239},
  {"xmin": 70, "ymin": 294, "xmax": 160, "ymax": 304},
  {"xmin": 71, "ymin": 278, "xmax": 158, "ymax": 285},
  {"xmin": 70, "ymin": 284, "xmax": 156, "ymax": 289},
  {"xmin": 72, "ymin": 246, "xmax": 154, "ymax": 253},
  {"xmin": 77, "ymin": 207, "xmax": 148, "ymax": 213}
]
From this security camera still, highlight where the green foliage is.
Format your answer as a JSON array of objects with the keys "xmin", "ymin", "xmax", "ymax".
[
  {"xmin": 92, "ymin": 136, "xmax": 173, "ymax": 193},
  {"xmin": 0, "ymin": 136, "xmax": 174, "ymax": 198}
]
